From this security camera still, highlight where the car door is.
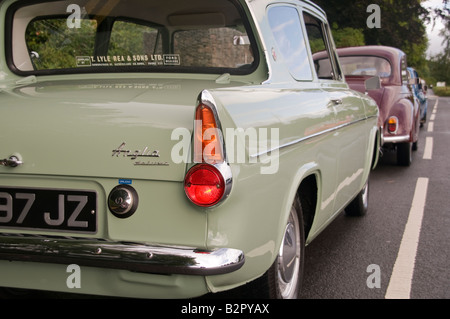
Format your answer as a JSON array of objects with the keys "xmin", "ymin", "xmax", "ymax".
[
  {"xmin": 265, "ymin": 4, "xmax": 339, "ymax": 220},
  {"xmin": 302, "ymin": 10, "xmax": 369, "ymax": 214}
]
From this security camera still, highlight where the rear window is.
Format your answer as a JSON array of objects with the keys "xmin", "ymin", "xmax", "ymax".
[
  {"xmin": 25, "ymin": 18, "xmax": 97, "ymax": 70},
  {"xmin": 339, "ymin": 56, "xmax": 392, "ymax": 78},
  {"xmin": 7, "ymin": 0, "xmax": 257, "ymax": 75}
]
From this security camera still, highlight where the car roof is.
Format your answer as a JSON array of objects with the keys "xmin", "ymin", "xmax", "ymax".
[
  {"xmin": 333, "ymin": 45, "xmax": 407, "ymax": 84},
  {"xmin": 336, "ymin": 45, "xmax": 405, "ymax": 62}
]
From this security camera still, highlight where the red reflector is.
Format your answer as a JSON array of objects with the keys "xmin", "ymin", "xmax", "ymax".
[{"xmin": 184, "ymin": 164, "xmax": 225, "ymax": 207}]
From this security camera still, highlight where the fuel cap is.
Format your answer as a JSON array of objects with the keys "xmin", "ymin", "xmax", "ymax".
[{"xmin": 108, "ymin": 185, "xmax": 139, "ymax": 218}]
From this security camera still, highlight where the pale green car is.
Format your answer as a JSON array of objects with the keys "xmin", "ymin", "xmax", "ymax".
[{"xmin": 0, "ymin": 0, "xmax": 380, "ymax": 299}]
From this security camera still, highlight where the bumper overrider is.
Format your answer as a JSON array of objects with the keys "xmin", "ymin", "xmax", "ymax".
[{"xmin": 0, "ymin": 234, "xmax": 245, "ymax": 276}]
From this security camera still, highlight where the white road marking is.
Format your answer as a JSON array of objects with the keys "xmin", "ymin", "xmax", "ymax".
[
  {"xmin": 423, "ymin": 137, "xmax": 433, "ymax": 160},
  {"xmin": 425, "ymin": 99, "xmax": 437, "ymax": 150},
  {"xmin": 385, "ymin": 177, "xmax": 429, "ymax": 299}
]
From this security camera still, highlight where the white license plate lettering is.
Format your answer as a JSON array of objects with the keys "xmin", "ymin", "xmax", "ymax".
[
  {"xmin": 0, "ymin": 188, "xmax": 96, "ymax": 233},
  {"xmin": 67, "ymin": 195, "xmax": 89, "ymax": 228},
  {"xmin": 44, "ymin": 194, "xmax": 65, "ymax": 226},
  {"xmin": 0, "ymin": 192, "xmax": 13, "ymax": 223},
  {"xmin": 15, "ymin": 193, "xmax": 35, "ymax": 224}
]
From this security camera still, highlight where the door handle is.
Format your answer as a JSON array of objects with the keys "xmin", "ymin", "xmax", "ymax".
[
  {"xmin": 0, "ymin": 156, "xmax": 23, "ymax": 168},
  {"xmin": 330, "ymin": 99, "xmax": 343, "ymax": 105}
]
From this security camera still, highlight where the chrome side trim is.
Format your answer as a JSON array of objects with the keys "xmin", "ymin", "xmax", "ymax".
[
  {"xmin": 0, "ymin": 235, "xmax": 245, "ymax": 276},
  {"xmin": 261, "ymin": 49, "xmax": 274, "ymax": 85},
  {"xmin": 213, "ymin": 161, "xmax": 233, "ymax": 206},
  {"xmin": 250, "ymin": 116, "xmax": 375, "ymax": 158},
  {"xmin": 244, "ymin": 0, "xmax": 272, "ymax": 84},
  {"xmin": 383, "ymin": 134, "xmax": 410, "ymax": 144}
]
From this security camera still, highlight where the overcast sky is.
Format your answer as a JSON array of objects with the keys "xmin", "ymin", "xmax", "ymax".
[{"xmin": 423, "ymin": 0, "xmax": 449, "ymax": 57}]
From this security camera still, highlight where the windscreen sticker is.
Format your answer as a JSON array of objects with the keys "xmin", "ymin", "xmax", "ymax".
[
  {"xmin": 163, "ymin": 54, "xmax": 181, "ymax": 66},
  {"xmin": 76, "ymin": 54, "xmax": 181, "ymax": 67},
  {"xmin": 118, "ymin": 179, "xmax": 132, "ymax": 185},
  {"xmin": 76, "ymin": 56, "xmax": 92, "ymax": 67}
]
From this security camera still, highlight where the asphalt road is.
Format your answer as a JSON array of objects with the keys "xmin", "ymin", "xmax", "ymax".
[{"xmin": 298, "ymin": 93, "xmax": 450, "ymax": 299}]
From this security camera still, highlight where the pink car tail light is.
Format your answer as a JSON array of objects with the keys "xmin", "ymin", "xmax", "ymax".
[{"xmin": 387, "ymin": 116, "xmax": 398, "ymax": 134}]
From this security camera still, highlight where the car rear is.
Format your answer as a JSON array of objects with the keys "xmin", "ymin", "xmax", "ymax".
[{"xmin": 0, "ymin": 0, "xmax": 261, "ymax": 298}]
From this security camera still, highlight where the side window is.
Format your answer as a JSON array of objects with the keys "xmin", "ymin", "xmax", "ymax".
[
  {"xmin": 324, "ymin": 25, "xmax": 343, "ymax": 80},
  {"xmin": 401, "ymin": 56, "xmax": 408, "ymax": 84},
  {"xmin": 303, "ymin": 12, "xmax": 337, "ymax": 80},
  {"xmin": 268, "ymin": 6, "xmax": 312, "ymax": 81}
]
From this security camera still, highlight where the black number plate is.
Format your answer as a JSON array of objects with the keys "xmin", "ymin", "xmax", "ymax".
[{"xmin": 0, "ymin": 187, "xmax": 97, "ymax": 233}]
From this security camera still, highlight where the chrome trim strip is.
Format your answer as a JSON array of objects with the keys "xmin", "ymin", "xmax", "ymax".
[
  {"xmin": 387, "ymin": 116, "xmax": 399, "ymax": 135},
  {"xmin": 382, "ymin": 134, "xmax": 410, "ymax": 144},
  {"xmin": 0, "ymin": 235, "xmax": 245, "ymax": 276},
  {"xmin": 244, "ymin": 0, "xmax": 272, "ymax": 84},
  {"xmin": 250, "ymin": 116, "xmax": 375, "ymax": 158},
  {"xmin": 213, "ymin": 162, "xmax": 233, "ymax": 206},
  {"xmin": 261, "ymin": 49, "xmax": 274, "ymax": 85}
]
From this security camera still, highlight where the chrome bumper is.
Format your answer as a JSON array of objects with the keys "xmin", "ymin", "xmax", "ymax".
[
  {"xmin": 382, "ymin": 134, "xmax": 410, "ymax": 144},
  {"xmin": 0, "ymin": 234, "xmax": 245, "ymax": 276}
]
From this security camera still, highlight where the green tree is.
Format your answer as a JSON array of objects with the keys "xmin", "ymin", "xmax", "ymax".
[
  {"xmin": 426, "ymin": 0, "xmax": 450, "ymax": 85},
  {"xmin": 429, "ymin": 54, "xmax": 450, "ymax": 83},
  {"xmin": 26, "ymin": 18, "xmax": 96, "ymax": 69},
  {"xmin": 330, "ymin": 23, "xmax": 365, "ymax": 48},
  {"xmin": 312, "ymin": 0, "xmax": 429, "ymax": 68}
]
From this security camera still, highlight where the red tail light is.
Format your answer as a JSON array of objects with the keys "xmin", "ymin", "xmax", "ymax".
[
  {"xmin": 184, "ymin": 164, "xmax": 225, "ymax": 207},
  {"xmin": 185, "ymin": 91, "xmax": 231, "ymax": 207},
  {"xmin": 387, "ymin": 116, "xmax": 398, "ymax": 134}
]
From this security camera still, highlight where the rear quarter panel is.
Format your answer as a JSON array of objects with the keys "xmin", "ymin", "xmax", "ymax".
[
  {"xmin": 201, "ymin": 0, "xmax": 379, "ymax": 292},
  {"xmin": 203, "ymin": 82, "xmax": 378, "ymax": 291},
  {"xmin": 381, "ymin": 86, "xmax": 415, "ymax": 139}
]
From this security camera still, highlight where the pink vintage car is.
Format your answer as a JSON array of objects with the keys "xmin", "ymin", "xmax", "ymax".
[{"xmin": 314, "ymin": 45, "xmax": 420, "ymax": 166}]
